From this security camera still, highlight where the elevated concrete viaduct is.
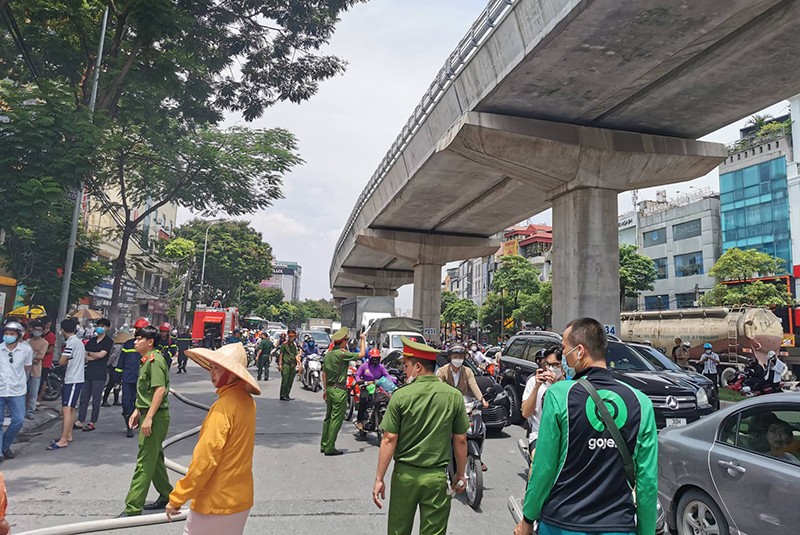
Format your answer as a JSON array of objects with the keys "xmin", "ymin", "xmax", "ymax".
[{"xmin": 331, "ymin": 0, "xmax": 800, "ymax": 343}]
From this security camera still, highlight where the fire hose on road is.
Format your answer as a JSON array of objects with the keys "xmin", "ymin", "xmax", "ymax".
[{"xmin": 17, "ymin": 389, "xmax": 212, "ymax": 535}]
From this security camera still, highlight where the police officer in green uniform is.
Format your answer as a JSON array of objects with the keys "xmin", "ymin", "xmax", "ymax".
[
  {"xmin": 278, "ymin": 329, "xmax": 301, "ymax": 400},
  {"xmin": 373, "ymin": 336, "xmax": 468, "ymax": 535},
  {"xmin": 256, "ymin": 331, "xmax": 274, "ymax": 381},
  {"xmin": 321, "ymin": 328, "xmax": 366, "ymax": 456},
  {"xmin": 118, "ymin": 325, "xmax": 173, "ymax": 517}
]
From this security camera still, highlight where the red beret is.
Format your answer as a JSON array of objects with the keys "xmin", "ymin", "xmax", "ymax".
[{"xmin": 401, "ymin": 336, "xmax": 438, "ymax": 361}]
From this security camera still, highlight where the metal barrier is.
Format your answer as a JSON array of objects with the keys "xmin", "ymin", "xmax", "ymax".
[
  {"xmin": 333, "ymin": 0, "xmax": 519, "ymax": 258},
  {"xmin": 17, "ymin": 388, "xmax": 212, "ymax": 535}
]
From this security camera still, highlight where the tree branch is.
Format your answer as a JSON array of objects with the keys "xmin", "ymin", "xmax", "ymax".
[{"xmin": 97, "ymin": 35, "xmax": 143, "ymax": 113}]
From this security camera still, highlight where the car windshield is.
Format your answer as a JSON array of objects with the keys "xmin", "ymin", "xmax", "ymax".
[
  {"xmin": 632, "ymin": 345, "xmax": 684, "ymax": 372},
  {"xmin": 391, "ymin": 334, "xmax": 425, "ymax": 348},
  {"xmin": 606, "ymin": 342, "xmax": 657, "ymax": 372},
  {"xmin": 304, "ymin": 331, "xmax": 331, "ymax": 344}
]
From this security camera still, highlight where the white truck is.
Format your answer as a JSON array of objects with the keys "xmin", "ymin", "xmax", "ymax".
[{"xmin": 366, "ymin": 317, "xmax": 427, "ymax": 359}]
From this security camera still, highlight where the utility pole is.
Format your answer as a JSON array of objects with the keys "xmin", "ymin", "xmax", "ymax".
[{"xmin": 55, "ymin": 6, "xmax": 108, "ymax": 356}]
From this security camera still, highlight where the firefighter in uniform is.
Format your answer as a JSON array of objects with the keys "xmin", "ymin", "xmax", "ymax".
[
  {"xmin": 175, "ymin": 327, "xmax": 192, "ymax": 373},
  {"xmin": 119, "ymin": 324, "xmax": 173, "ymax": 517},
  {"xmin": 372, "ymin": 336, "xmax": 468, "ymax": 535},
  {"xmin": 278, "ymin": 329, "xmax": 301, "ymax": 401},
  {"xmin": 116, "ymin": 318, "xmax": 149, "ymax": 438},
  {"xmin": 156, "ymin": 322, "xmax": 177, "ymax": 369},
  {"xmin": 320, "ymin": 328, "xmax": 366, "ymax": 455}
]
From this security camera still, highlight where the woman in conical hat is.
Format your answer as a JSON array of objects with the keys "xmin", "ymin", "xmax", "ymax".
[{"xmin": 165, "ymin": 342, "xmax": 260, "ymax": 534}]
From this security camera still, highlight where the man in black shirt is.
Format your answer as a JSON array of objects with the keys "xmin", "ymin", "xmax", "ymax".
[{"xmin": 76, "ymin": 318, "xmax": 114, "ymax": 432}]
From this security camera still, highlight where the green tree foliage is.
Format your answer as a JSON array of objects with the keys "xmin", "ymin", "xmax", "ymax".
[
  {"xmin": 0, "ymin": 82, "xmax": 107, "ymax": 312},
  {"xmin": 479, "ymin": 292, "xmax": 512, "ymax": 342},
  {"xmin": 299, "ymin": 299, "xmax": 340, "ymax": 322},
  {"xmin": 492, "ymin": 255, "xmax": 540, "ymax": 307},
  {"xmin": 176, "ymin": 220, "xmax": 273, "ymax": 304},
  {"xmin": 513, "ymin": 282, "xmax": 553, "ymax": 329},
  {"xmin": 2, "ymin": 0, "xmax": 367, "ymax": 121},
  {"xmin": 619, "ymin": 245, "xmax": 657, "ymax": 308},
  {"xmin": 162, "ymin": 238, "xmax": 196, "ymax": 261},
  {"xmin": 238, "ymin": 283, "xmax": 285, "ymax": 318},
  {"xmin": 96, "ymin": 124, "xmax": 301, "ymax": 317},
  {"xmin": 443, "ymin": 298, "xmax": 479, "ymax": 327},
  {"xmin": 700, "ymin": 249, "xmax": 794, "ymax": 307},
  {"xmin": 708, "ymin": 248, "xmax": 786, "ymax": 282},
  {"xmin": 441, "ymin": 290, "xmax": 458, "ymax": 316}
]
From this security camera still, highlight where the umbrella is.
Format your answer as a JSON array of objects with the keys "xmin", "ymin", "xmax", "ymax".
[
  {"xmin": 6, "ymin": 305, "xmax": 48, "ymax": 319},
  {"xmin": 68, "ymin": 308, "xmax": 103, "ymax": 320}
]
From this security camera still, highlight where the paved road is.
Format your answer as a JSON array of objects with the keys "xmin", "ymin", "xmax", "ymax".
[{"xmin": 7, "ymin": 364, "xmax": 527, "ymax": 534}]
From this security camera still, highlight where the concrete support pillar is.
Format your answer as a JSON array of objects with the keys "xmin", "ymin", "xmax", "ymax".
[
  {"xmin": 413, "ymin": 263, "xmax": 443, "ymax": 345},
  {"xmin": 552, "ymin": 187, "xmax": 620, "ymax": 335}
]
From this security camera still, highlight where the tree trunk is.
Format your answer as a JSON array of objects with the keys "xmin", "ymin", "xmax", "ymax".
[
  {"xmin": 620, "ymin": 288, "xmax": 626, "ymax": 311},
  {"xmin": 109, "ymin": 223, "xmax": 134, "ymax": 329}
]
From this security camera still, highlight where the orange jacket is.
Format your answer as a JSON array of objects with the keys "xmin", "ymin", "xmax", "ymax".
[{"xmin": 169, "ymin": 381, "xmax": 256, "ymax": 514}]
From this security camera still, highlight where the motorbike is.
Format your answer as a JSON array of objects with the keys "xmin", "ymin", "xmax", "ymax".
[
  {"xmin": 356, "ymin": 377, "xmax": 395, "ymax": 440},
  {"xmin": 300, "ymin": 352, "xmax": 323, "ymax": 392},
  {"xmin": 727, "ymin": 362, "xmax": 783, "ymax": 396},
  {"xmin": 345, "ymin": 361, "xmax": 361, "ymax": 421},
  {"xmin": 42, "ymin": 364, "xmax": 66, "ymax": 402},
  {"xmin": 244, "ymin": 342, "xmax": 257, "ymax": 367},
  {"xmin": 447, "ymin": 396, "xmax": 486, "ymax": 509}
]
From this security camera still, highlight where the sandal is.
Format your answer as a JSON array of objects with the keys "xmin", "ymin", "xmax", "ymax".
[
  {"xmin": 47, "ymin": 442, "xmax": 68, "ymax": 450},
  {"xmin": 82, "ymin": 423, "xmax": 96, "ymax": 432}
]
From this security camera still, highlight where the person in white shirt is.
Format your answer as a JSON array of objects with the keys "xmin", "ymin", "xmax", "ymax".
[
  {"xmin": 48, "ymin": 319, "xmax": 86, "ymax": 450},
  {"xmin": 0, "ymin": 321, "xmax": 33, "ymax": 460},
  {"xmin": 700, "ymin": 343, "xmax": 720, "ymax": 393},
  {"xmin": 765, "ymin": 351, "xmax": 786, "ymax": 385},
  {"xmin": 521, "ymin": 347, "xmax": 564, "ymax": 458}
]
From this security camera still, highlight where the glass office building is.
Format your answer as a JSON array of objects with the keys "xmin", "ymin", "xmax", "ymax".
[{"xmin": 719, "ymin": 147, "xmax": 793, "ymax": 273}]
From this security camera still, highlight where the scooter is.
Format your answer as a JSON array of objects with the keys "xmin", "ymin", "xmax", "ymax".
[
  {"xmin": 345, "ymin": 361, "xmax": 361, "ymax": 421},
  {"xmin": 356, "ymin": 378, "xmax": 394, "ymax": 441},
  {"xmin": 447, "ymin": 396, "xmax": 486, "ymax": 509},
  {"xmin": 300, "ymin": 352, "xmax": 323, "ymax": 392},
  {"xmin": 42, "ymin": 364, "xmax": 66, "ymax": 402},
  {"xmin": 727, "ymin": 363, "xmax": 782, "ymax": 396}
]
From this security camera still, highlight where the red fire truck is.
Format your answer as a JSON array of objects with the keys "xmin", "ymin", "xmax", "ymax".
[{"xmin": 191, "ymin": 301, "xmax": 238, "ymax": 348}]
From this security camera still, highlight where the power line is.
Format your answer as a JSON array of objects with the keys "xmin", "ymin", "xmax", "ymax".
[{"xmin": 1, "ymin": 4, "xmax": 40, "ymax": 84}]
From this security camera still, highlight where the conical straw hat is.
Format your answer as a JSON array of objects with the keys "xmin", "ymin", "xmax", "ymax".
[{"xmin": 185, "ymin": 343, "xmax": 261, "ymax": 395}]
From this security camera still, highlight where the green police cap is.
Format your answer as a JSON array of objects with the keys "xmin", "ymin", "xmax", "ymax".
[{"xmin": 331, "ymin": 327, "xmax": 349, "ymax": 342}]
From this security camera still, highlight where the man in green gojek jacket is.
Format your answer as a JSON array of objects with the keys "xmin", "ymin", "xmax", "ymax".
[{"xmin": 515, "ymin": 317, "xmax": 658, "ymax": 535}]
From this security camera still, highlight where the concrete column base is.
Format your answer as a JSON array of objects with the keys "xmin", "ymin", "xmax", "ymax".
[
  {"xmin": 552, "ymin": 187, "xmax": 620, "ymax": 335},
  {"xmin": 413, "ymin": 263, "xmax": 443, "ymax": 346}
]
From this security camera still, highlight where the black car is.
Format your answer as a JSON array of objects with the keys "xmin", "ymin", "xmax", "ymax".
[
  {"xmin": 629, "ymin": 343, "xmax": 719, "ymax": 410},
  {"xmin": 499, "ymin": 333, "xmax": 718, "ymax": 429}
]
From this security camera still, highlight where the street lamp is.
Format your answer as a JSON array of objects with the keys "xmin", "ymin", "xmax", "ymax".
[{"xmin": 199, "ymin": 219, "xmax": 226, "ymax": 306}]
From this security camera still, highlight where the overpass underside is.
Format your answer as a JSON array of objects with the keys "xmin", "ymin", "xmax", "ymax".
[{"xmin": 331, "ymin": 0, "xmax": 800, "ymax": 342}]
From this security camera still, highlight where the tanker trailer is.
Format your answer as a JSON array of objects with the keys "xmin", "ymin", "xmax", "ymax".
[{"xmin": 620, "ymin": 307, "xmax": 784, "ymax": 386}]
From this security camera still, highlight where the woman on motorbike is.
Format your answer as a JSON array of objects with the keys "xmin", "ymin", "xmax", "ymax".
[{"xmin": 354, "ymin": 349, "xmax": 397, "ymax": 431}]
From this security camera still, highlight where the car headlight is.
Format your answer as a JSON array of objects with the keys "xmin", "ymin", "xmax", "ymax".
[{"xmin": 696, "ymin": 386, "xmax": 710, "ymax": 408}]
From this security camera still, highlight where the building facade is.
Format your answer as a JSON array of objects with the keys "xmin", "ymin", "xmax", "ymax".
[
  {"xmin": 636, "ymin": 191, "xmax": 722, "ymax": 311},
  {"xmin": 718, "ymin": 117, "xmax": 794, "ymax": 276},
  {"xmin": 260, "ymin": 260, "xmax": 302, "ymax": 302}
]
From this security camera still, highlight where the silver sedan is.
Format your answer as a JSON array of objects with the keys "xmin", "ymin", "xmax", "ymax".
[{"xmin": 659, "ymin": 392, "xmax": 800, "ymax": 534}]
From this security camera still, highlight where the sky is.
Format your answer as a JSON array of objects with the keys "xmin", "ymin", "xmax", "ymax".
[{"xmin": 178, "ymin": 0, "xmax": 791, "ymax": 311}]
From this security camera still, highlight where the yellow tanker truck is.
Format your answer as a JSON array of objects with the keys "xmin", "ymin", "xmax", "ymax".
[{"xmin": 620, "ymin": 306, "xmax": 790, "ymax": 385}]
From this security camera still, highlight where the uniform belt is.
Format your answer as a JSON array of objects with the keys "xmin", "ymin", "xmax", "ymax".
[{"xmin": 329, "ymin": 382, "xmax": 348, "ymax": 390}]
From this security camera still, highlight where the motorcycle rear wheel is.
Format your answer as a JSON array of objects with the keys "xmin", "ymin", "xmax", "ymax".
[
  {"xmin": 465, "ymin": 455, "xmax": 483, "ymax": 509},
  {"xmin": 312, "ymin": 375, "xmax": 320, "ymax": 392},
  {"xmin": 345, "ymin": 392, "xmax": 355, "ymax": 421}
]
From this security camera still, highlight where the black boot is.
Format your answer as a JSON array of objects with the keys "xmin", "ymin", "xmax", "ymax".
[{"xmin": 124, "ymin": 415, "xmax": 134, "ymax": 438}]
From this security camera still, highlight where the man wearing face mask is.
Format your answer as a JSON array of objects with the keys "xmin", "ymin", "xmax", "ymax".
[
  {"xmin": 373, "ymin": 337, "xmax": 469, "ymax": 534},
  {"xmin": 0, "ymin": 321, "xmax": 33, "ymax": 460},
  {"xmin": 700, "ymin": 343, "xmax": 720, "ymax": 394},
  {"xmin": 521, "ymin": 346, "xmax": 564, "ymax": 459},
  {"xmin": 515, "ymin": 318, "xmax": 658, "ymax": 535},
  {"xmin": 76, "ymin": 318, "xmax": 113, "ymax": 432},
  {"xmin": 354, "ymin": 348, "xmax": 397, "ymax": 432}
]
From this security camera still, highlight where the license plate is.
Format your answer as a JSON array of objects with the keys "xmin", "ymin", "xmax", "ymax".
[{"xmin": 666, "ymin": 418, "xmax": 687, "ymax": 427}]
